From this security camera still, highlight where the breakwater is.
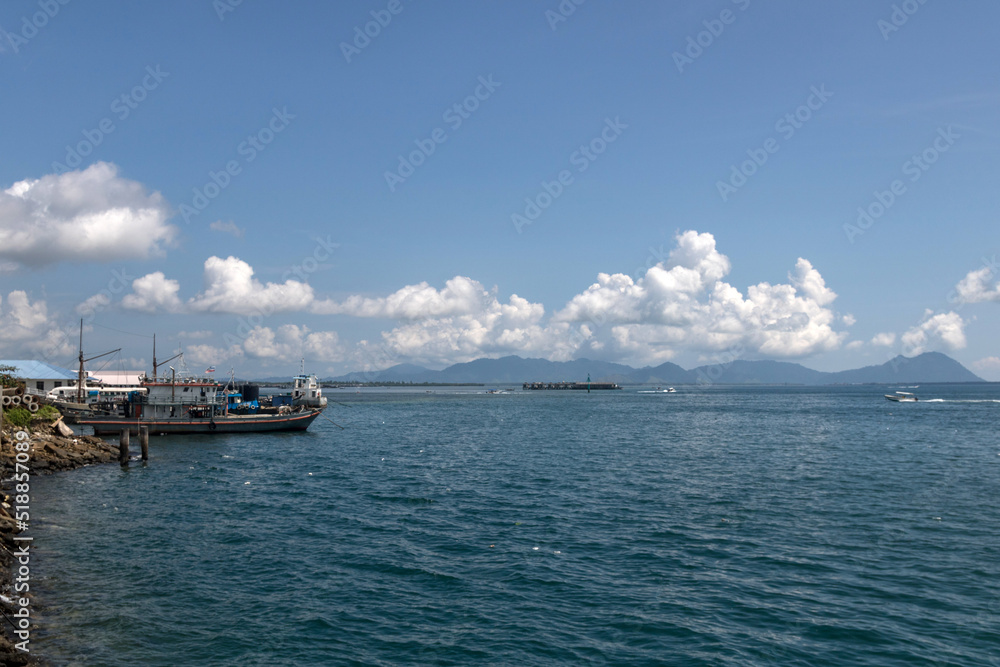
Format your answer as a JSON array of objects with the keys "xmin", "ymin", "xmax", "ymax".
[{"xmin": 522, "ymin": 381, "xmax": 621, "ymax": 390}]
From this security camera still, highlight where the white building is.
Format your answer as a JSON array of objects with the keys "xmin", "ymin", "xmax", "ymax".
[{"xmin": 0, "ymin": 360, "xmax": 81, "ymax": 394}]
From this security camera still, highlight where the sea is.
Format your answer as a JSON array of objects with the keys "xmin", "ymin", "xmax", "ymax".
[{"xmin": 27, "ymin": 384, "xmax": 1000, "ymax": 666}]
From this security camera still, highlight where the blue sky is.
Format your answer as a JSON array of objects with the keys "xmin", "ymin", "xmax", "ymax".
[{"xmin": 2, "ymin": 0, "xmax": 999, "ymax": 379}]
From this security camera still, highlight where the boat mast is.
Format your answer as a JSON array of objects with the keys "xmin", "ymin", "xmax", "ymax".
[
  {"xmin": 152, "ymin": 335, "xmax": 182, "ymax": 381},
  {"xmin": 75, "ymin": 319, "xmax": 121, "ymax": 403},
  {"xmin": 77, "ymin": 319, "xmax": 84, "ymax": 403}
]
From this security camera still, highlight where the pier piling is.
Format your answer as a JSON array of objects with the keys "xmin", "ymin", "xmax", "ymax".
[
  {"xmin": 119, "ymin": 429, "xmax": 130, "ymax": 467},
  {"xmin": 140, "ymin": 426, "xmax": 149, "ymax": 462}
]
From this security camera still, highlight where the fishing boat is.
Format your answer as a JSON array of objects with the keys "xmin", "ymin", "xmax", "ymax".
[
  {"xmin": 884, "ymin": 391, "xmax": 918, "ymax": 402},
  {"xmin": 77, "ymin": 370, "xmax": 325, "ymax": 435}
]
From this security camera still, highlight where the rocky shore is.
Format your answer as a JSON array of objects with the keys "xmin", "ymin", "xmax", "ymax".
[{"xmin": 0, "ymin": 417, "xmax": 120, "ymax": 666}]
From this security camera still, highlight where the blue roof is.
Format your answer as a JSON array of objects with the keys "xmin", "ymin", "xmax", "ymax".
[{"xmin": 0, "ymin": 360, "xmax": 80, "ymax": 381}]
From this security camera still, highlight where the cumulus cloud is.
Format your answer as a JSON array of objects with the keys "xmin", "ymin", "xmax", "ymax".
[
  {"xmin": 106, "ymin": 232, "xmax": 855, "ymax": 368},
  {"xmin": 375, "ymin": 293, "xmax": 567, "ymax": 366},
  {"xmin": 121, "ymin": 257, "xmax": 314, "ymax": 315},
  {"xmin": 900, "ymin": 310, "xmax": 966, "ymax": 355},
  {"xmin": 871, "ymin": 332, "xmax": 896, "ymax": 347},
  {"xmin": 953, "ymin": 267, "xmax": 1000, "ymax": 303},
  {"xmin": 554, "ymin": 231, "xmax": 846, "ymax": 362},
  {"xmin": 185, "ymin": 343, "xmax": 244, "ymax": 367},
  {"xmin": 0, "ymin": 291, "xmax": 73, "ymax": 358},
  {"xmin": 184, "ymin": 326, "xmax": 346, "ymax": 373},
  {"xmin": 0, "ymin": 162, "xmax": 176, "ymax": 267},
  {"xmin": 243, "ymin": 325, "xmax": 346, "ymax": 364},
  {"xmin": 311, "ymin": 276, "xmax": 493, "ymax": 319},
  {"xmin": 189, "ymin": 256, "xmax": 314, "ymax": 315},
  {"xmin": 122, "ymin": 272, "xmax": 183, "ymax": 313}
]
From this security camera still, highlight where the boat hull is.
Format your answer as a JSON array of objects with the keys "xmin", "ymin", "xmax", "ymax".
[{"xmin": 80, "ymin": 409, "xmax": 323, "ymax": 435}]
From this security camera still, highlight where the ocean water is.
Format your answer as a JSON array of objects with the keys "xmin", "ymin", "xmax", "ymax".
[{"xmin": 29, "ymin": 385, "xmax": 1000, "ymax": 665}]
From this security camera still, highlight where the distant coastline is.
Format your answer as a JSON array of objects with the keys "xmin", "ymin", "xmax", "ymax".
[{"xmin": 320, "ymin": 351, "xmax": 983, "ymax": 386}]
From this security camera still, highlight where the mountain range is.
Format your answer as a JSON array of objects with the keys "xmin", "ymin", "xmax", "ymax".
[{"xmin": 323, "ymin": 352, "xmax": 984, "ymax": 385}]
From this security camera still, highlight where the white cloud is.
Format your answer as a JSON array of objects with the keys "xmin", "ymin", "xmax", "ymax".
[
  {"xmin": 104, "ymin": 232, "xmax": 856, "ymax": 368},
  {"xmin": 186, "ymin": 343, "xmax": 244, "ymax": 367},
  {"xmin": 900, "ymin": 310, "xmax": 966, "ymax": 355},
  {"xmin": 871, "ymin": 332, "xmax": 896, "ymax": 347},
  {"xmin": 311, "ymin": 276, "xmax": 492, "ymax": 318},
  {"xmin": 75, "ymin": 293, "xmax": 112, "ymax": 317},
  {"xmin": 375, "ymin": 292, "xmax": 564, "ymax": 366},
  {"xmin": 209, "ymin": 220, "xmax": 245, "ymax": 238},
  {"xmin": 0, "ymin": 291, "xmax": 73, "ymax": 358},
  {"xmin": 122, "ymin": 272, "xmax": 183, "ymax": 313},
  {"xmin": 242, "ymin": 325, "xmax": 346, "ymax": 364},
  {"xmin": 553, "ymin": 231, "xmax": 846, "ymax": 362},
  {"xmin": 954, "ymin": 267, "xmax": 1000, "ymax": 303},
  {"xmin": 121, "ymin": 257, "xmax": 314, "ymax": 316},
  {"xmin": 0, "ymin": 162, "xmax": 176, "ymax": 267},
  {"xmin": 971, "ymin": 356, "xmax": 1000, "ymax": 381},
  {"xmin": 189, "ymin": 256, "xmax": 314, "ymax": 315}
]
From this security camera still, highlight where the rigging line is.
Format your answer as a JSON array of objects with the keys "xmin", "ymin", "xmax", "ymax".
[
  {"xmin": 90, "ymin": 323, "xmax": 154, "ymax": 338},
  {"xmin": 320, "ymin": 413, "xmax": 346, "ymax": 430}
]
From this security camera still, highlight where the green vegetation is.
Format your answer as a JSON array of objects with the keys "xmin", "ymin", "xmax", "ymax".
[
  {"xmin": 33, "ymin": 405, "xmax": 61, "ymax": 422},
  {"xmin": 2, "ymin": 408, "xmax": 31, "ymax": 429}
]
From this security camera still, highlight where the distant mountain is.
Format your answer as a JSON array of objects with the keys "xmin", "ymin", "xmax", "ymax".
[
  {"xmin": 331, "ymin": 363, "xmax": 433, "ymax": 383},
  {"xmin": 688, "ymin": 360, "xmax": 828, "ymax": 385},
  {"xmin": 825, "ymin": 352, "xmax": 982, "ymax": 384},
  {"xmin": 627, "ymin": 361, "xmax": 692, "ymax": 384},
  {"xmin": 324, "ymin": 352, "xmax": 984, "ymax": 385}
]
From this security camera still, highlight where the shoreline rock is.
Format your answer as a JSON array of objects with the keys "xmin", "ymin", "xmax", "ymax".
[{"xmin": 0, "ymin": 418, "xmax": 118, "ymax": 666}]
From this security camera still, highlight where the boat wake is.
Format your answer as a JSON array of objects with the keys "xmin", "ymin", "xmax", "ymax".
[{"xmin": 921, "ymin": 399, "xmax": 1000, "ymax": 403}]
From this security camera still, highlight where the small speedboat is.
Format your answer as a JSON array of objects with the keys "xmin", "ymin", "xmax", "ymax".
[{"xmin": 885, "ymin": 391, "xmax": 917, "ymax": 402}]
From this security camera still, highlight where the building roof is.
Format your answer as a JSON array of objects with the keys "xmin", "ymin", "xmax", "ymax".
[
  {"xmin": 88, "ymin": 370, "xmax": 145, "ymax": 386},
  {"xmin": 0, "ymin": 360, "xmax": 81, "ymax": 381}
]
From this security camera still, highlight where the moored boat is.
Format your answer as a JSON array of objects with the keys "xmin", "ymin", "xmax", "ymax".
[{"xmin": 77, "ymin": 372, "xmax": 325, "ymax": 435}]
